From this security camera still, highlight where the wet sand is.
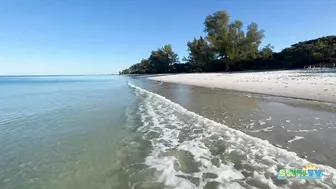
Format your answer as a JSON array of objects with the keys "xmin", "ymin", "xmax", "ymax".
[
  {"xmin": 149, "ymin": 70, "xmax": 336, "ymax": 103},
  {"xmin": 141, "ymin": 80, "xmax": 336, "ymax": 169}
]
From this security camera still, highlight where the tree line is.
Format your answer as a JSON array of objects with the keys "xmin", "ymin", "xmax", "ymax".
[{"xmin": 120, "ymin": 10, "xmax": 336, "ymax": 74}]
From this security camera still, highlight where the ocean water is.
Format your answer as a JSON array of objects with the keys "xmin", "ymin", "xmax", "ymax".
[
  {"xmin": 1, "ymin": 75, "xmax": 336, "ymax": 189},
  {"xmin": 0, "ymin": 76, "xmax": 134, "ymax": 189},
  {"xmin": 292, "ymin": 68, "xmax": 336, "ymax": 77}
]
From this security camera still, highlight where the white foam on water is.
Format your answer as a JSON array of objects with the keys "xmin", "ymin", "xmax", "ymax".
[
  {"xmin": 128, "ymin": 82, "xmax": 336, "ymax": 189},
  {"xmin": 258, "ymin": 120, "xmax": 266, "ymax": 125},
  {"xmin": 287, "ymin": 129, "xmax": 318, "ymax": 133},
  {"xmin": 245, "ymin": 122, "xmax": 255, "ymax": 129},
  {"xmin": 275, "ymin": 144, "xmax": 283, "ymax": 148},
  {"xmin": 287, "ymin": 136, "xmax": 305, "ymax": 143},
  {"xmin": 248, "ymin": 126, "xmax": 274, "ymax": 133}
]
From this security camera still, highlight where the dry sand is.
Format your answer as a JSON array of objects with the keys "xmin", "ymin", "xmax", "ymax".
[{"xmin": 149, "ymin": 70, "xmax": 336, "ymax": 103}]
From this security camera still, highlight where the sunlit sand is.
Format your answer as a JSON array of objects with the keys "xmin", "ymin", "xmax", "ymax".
[{"xmin": 149, "ymin": 70, "xmax": 336, "ymax": 103}]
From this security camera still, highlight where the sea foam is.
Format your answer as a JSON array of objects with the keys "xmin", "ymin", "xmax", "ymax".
[{"xmin": 128, "ymin": 82, "xmax": 336, "ymax": 189}]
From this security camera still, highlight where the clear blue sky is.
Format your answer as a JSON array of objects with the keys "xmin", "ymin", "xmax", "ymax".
[{"xmin": 0, "ymin": 0, "xmax": 335, "ymax": 75}]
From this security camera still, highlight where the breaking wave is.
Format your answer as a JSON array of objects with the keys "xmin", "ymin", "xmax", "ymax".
[{"xmin": 127, "ymin": 82, "xmax": 336, "ymax": 189}]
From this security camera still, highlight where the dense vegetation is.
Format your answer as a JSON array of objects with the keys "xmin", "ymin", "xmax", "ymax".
[{"xmin": 120, "ymin": 10, "xmax": 336, "ymax": 74}]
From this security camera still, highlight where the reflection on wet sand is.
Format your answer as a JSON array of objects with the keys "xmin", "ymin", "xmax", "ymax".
[{"xmin": 147, "ymin": 81, "xmax": 336, "ymax": 168}]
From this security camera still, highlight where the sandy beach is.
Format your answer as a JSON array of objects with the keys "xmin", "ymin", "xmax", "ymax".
[
  {"xmin": 132, "ymin": 79, "xmax": 336, "ymax": 188},
  {"xmin": 149, "ymin": 70, "xmax": 336, "ymax": 103}
]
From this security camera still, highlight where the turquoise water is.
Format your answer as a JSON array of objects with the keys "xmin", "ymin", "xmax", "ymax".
[
  {"xmin": 0, "ymin": 76, "xmax": 135, "ymax": 189},
  {"xmin": 1, "ymin": 75, "xmax": 336, "ymax": 189}
]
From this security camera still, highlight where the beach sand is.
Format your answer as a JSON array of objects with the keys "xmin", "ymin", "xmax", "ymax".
[
  {"xmin": 143, "ymin": 80, "xmax": 336, "ymax": 170},
  {"xmin": 149, "ymin": 70, "xmax": 336, "ymax": 103}
]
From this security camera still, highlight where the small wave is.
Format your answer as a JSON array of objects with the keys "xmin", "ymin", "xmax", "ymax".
[
  {"xmin": 287, "ymin": 129, "xmax": 317, "ymax": 133},
  {"xmin": 258, "ymin": 120, "xmax": 267, "ymax": 125},
  {"xmin": 287, "ymin": 136, "xmax": 304, "ymax": 143},
  {"xmin": 248, "ymin": 126, "xmax": 274, "ymax": 133},
  {"xmin": 128, "ymin": 82, "xmax": 336, "ymax": 188}
]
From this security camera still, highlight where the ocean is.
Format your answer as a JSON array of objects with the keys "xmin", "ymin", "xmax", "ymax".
[{"xmin": 1, "ymin": 75, "xmax": 336, "ymax": 189}]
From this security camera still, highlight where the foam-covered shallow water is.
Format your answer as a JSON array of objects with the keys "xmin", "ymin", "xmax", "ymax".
[{"xmin": 125, "ymin": 82, "xmax": 336, "ymax": 189}]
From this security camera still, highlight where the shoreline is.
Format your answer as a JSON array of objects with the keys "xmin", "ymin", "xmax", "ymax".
[
  {"xmin": 142, "ymin": 79, "xmax": 336, "ymax": 170},
  {"xmin": 129, "ymin": 81, "xmax": 336, "ymax": 187},
  {"xmin": 148, "ymin": 70, "xmax": 336, "ymax": 103}
]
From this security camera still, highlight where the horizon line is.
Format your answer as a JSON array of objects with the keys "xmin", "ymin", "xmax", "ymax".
[{"xmin": 0, "ymin": 73, "xmax": 117, "ymax": 77}]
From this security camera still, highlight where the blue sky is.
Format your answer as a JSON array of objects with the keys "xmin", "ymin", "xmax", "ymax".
[{"xmin": 0, "ymin": 0, "xmax": 335, "ymax": 75}]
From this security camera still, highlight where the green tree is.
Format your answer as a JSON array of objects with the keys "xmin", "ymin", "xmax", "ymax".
[
  {"xmin": 259, "ymin": 44, "xmax": 274, "ymax": 60},
  {"xmin": 184, "ymin": 37, "xmax": 216, "ymax": 71},
  {"xmin": 137, "ymin": 58, "xmax": 149, "ymax": 74},
  {"xmin": 204, "ymin": 10, "xmax": 265, "ymax": 70},
  {"xmin": 148, "ymin": 44, "xmax": 179, "ymax": 73},
  {"xmin": 243, "ymin": 22, "xmax": 265, "ymax": 59},
  {"xmin": 119, "ymin": 10, "xmax": 335, "ymax": 75},
  {"xmin": 278, "ymin": 36, "xmax": 336, "ymax": 68}
]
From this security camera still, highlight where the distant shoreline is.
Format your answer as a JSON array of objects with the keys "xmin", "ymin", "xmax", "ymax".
[
  {"xmin": 149, "ymin": 70, "xmax": 336, "ymax": 103},
  {"xmin": 0, "ymin": 74, "xmax": 114, "ymax": 77}
]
